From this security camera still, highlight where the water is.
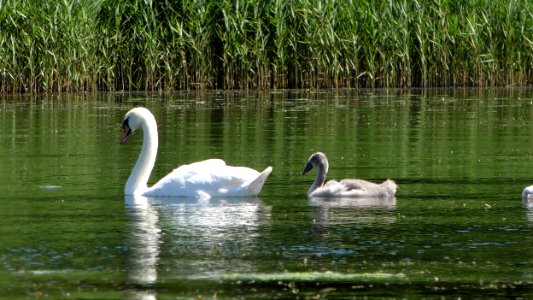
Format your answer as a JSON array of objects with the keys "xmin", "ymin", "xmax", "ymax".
[{"xmin": 0, "ymin": 90, "xmax": 532, "ymax": 298}]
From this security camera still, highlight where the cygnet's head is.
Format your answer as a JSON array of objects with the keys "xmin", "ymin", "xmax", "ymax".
[{"xmin": 302, "ymin": 152, "xmax": 329, "ymax": 175}]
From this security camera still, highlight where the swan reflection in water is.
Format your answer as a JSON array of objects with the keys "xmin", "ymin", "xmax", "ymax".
[
  {"xmin": 524, "ymin": 199, "xmax": 533, "ymax": 223},
  {"xmin": 526, "ymin": 208, "xmax": 533, "ymax": 223},
  {"xmin": 520, "ymin": 188, "xmax": 533, "ymax": 222},
  {"xmin": 124, "ymin": 195, "xmax": 271, "ymax": 296},
  {"xmin": 124, "ymin": 197, "xmax": 161, "ymax": 300},
  {"xmin": 308, "ymin": 196, "xmax": 397, "ymax": 226}
]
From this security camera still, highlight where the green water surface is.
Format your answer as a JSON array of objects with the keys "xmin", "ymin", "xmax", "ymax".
[{"xmin": 0, "ymin": 89, "xmax": 532, "ymax": 298}]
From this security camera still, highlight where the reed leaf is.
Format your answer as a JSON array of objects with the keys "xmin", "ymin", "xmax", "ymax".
[{"xmin": 0, "ymin": 0, "xmax": 530, "ymax": 93}]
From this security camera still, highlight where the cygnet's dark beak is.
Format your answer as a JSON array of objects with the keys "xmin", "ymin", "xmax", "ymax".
[{"xmin": 302, "ymin": 162, "xmax": 314, "ymax": 175}]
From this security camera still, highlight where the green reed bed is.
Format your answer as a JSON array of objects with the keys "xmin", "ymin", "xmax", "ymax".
[{"xmin": 0, "ymin": 0, "xmax": 531, "ymax": 93}]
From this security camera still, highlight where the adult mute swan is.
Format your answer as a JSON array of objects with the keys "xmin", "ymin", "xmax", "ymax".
[
  {"xmin": 120, "ymin": 107, "xmax": 272, "ymax": 198},
  {"xmin": 302, "ymin": 152, "xmax": 397, "ymax": 198}
]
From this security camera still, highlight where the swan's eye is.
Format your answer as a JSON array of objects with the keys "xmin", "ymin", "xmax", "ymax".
[{"xmin": 122, "ymin": 118, "xmax": 130, "ymax": 129}]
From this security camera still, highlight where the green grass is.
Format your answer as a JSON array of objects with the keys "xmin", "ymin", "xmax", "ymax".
[{"xmin": 0, "ymin": 0, "xmax": 531, "ymax": 93}]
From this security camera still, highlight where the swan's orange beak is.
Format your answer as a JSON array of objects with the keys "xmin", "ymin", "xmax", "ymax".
[{"xmin": 120, "ymin": 125, "xmax": 132, "ymax": 144}]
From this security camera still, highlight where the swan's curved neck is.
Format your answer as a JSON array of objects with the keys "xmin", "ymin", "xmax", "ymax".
[
  {"xmin": 125, "ymin": 116, "xmax": 158, "ymax": 195},
  {"xmin": 309, "ymin": 164, "xmax": 327, "ymax": 196}
]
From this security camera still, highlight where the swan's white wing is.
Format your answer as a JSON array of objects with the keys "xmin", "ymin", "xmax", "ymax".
[{"xmin": 145, "ymin": 159, "xmax": 270, "ymax": 198}]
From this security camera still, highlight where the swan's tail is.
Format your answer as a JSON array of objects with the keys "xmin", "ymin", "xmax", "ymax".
[{"xmin": 245, "ymin": 166, "xmax": 273, "ymax": 196}]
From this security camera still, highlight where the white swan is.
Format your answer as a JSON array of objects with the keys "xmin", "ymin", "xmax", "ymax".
[
  {"xmin": 120, "ymin": 107, "xmax": 272, "ymax": 198},
  {"xmin": 302, "ymin": 152, "xmax": 398, "ymax": 198},
  {"xmin": 522, "ymin": 186, "xmax": 533, "ymax": 207}
]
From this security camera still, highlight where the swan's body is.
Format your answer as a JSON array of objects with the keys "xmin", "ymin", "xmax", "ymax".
[
  {"xmin": 302, "ymin": 152, "xmax": 397, "ymax": 198},
  {"xmin": 522, "ymin": 186, "xmax": 533, "ymax": 207},
  {"xmin": 120, "ymin": 107, "xmax": 272, "ymax": 198}
]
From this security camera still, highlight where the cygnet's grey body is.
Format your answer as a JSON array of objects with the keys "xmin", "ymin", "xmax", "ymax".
[{"xmin": 302, "ymin": 152, "xmax": 397, "ymax": 198}]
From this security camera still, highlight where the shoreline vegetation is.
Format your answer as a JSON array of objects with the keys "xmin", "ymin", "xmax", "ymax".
[{"xmin": 0, "ymin": 0, "xmax": 532, "ymax": 93}]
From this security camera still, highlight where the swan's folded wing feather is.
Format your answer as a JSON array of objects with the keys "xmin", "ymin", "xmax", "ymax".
[
  {"xmin": 339, "ymin": 179, "xmax": 379, "ymax": 191},
  {"xmin": 146, "ymin": 159, "xmax": 266, "ymax": 197},
  {"xmin": 340, "ymin": 179, "xmax": 397, "ymax": 197}
]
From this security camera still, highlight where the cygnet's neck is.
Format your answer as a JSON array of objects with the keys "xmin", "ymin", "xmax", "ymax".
[
  {"xmin": 308, "ymin": 164, "xmax": 328, "ymax": 196},
  {"xmin": 125, "ymin": 116, "xmax": 158, "ymax": 195}
]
